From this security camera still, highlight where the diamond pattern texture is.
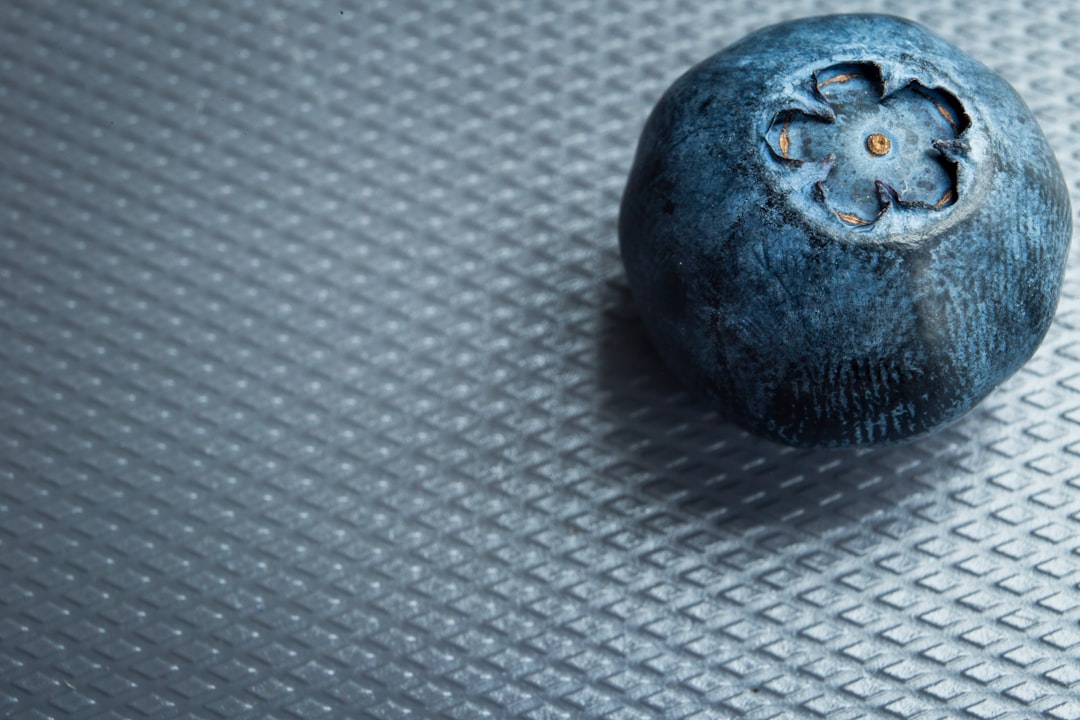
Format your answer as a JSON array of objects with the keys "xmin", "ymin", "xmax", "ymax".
[{"xmin": 1, "ymin": 1, "xmax": 1079, "ymax": 718}]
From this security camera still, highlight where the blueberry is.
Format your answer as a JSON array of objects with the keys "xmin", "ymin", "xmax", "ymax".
[{"xmin": 619, "ymin": 14, "xmax": 1071, "ymax": 448}]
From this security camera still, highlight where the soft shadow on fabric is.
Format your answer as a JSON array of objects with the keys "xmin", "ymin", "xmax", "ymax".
[{"xmin": 595, "ymin": 274, "xmax": 997, "ymax": 538}]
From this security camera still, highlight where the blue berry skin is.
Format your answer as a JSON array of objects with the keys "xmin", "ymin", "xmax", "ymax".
[{"xmin": 619, "ymin": 14, "xmax": 1071, "ymax": 448}]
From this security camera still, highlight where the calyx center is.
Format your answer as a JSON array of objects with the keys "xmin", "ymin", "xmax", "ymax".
[{"xmin": 865, "ymin": 132, "xmax": 891, "ymax": 156}]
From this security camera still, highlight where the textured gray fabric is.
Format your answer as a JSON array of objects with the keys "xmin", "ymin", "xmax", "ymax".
[{"xmin": 1, "ymin": 1, "xmax": 1079, "ymax": 718}]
